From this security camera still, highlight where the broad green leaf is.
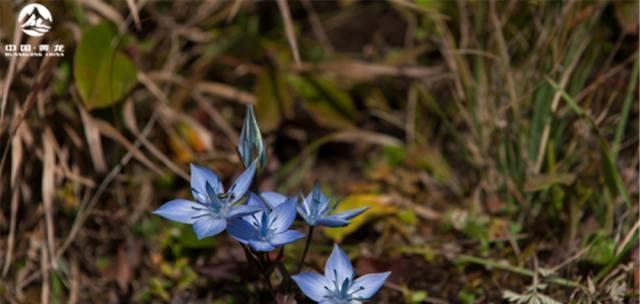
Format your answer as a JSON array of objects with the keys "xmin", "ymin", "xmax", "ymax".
[
  {"xmin": 323, "ymin": 194, "xmax": 396, "ymax": 242},
  {"xmin": 74, "ymin": 23, "xmax": 136, "ymax": 109},
  {"xmin": 287, "ymin": 74, "xmax": 356, "ymax": 129},
  {"xmin": 585, "ymin": 232, "xmax": 615, "ymax": 265},
  {"xmin": 254, "ymin": 70, "xmax": 293, "ymax": 132}
]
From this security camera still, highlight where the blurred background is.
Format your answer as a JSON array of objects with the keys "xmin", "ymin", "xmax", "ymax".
[{"xmin": 0, "ymin": 0, "xmax": 638, "ymax": 303}]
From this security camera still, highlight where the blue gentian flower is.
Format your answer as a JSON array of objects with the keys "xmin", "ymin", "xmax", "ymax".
[
  {"xmin": 153, "ymin": 162, "xmax": 261, "ymax": 239},
  {"xmin": 292, "ymin": 244, "xmax": 391, "ymax": 303},
  {"xmin": 257, "ymin": 191, "xmax": 289, "ymax": 208},
  {"xmin": 227, "ymin": 194, "xmax": 304, "ymax": 251},
  {"xmin": 298, "ymin": 184, "xmax": 368, "ymax": 227}
]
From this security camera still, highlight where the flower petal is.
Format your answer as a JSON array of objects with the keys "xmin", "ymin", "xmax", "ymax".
[
  {"xmin": 332, "ymin": 207, "xmax": 369, "ymax": 221},
  {"xmin": 226, "ymin": 161, "xmax": 256, "ymax": 203},
  {"xmin": 248, "ymin": 239, "xmax": 275, "ymax": 252},
  {"xmin": 260, "ymin": 192, "xmax": 288, "ymax": 208},
  {"xmin": 227, "ymin": 218, "xmax": 258, "ymax": 244},
  {"xmin": 270, "ymin": 230, "xmax": 304, "ymax": 246},
  {"xmin": 190, "ymin": 164, "xmax": 222, "ymax": 201},
  {"xmin": 297, "ymin": 205, "xmax": 315, "ymax": 226},
  {"xmin": 227, "ymin": 204, "xmax": 262, "ymax": 219},
  {"xmin": 316, "ymin": 216, "xmax": 350, "ymax": 227},
  {"xmin": 192, "ymin": 217, "xmax": 226, "ymax": 239},
  {"xmin": 153, "ymin": 199, "xmax": 205, "ymax": 224},
  {"xmin": 269, "ymin": 197, "xmax": 298, "ymax": 233},
  {"xmin": 300, "ymin": 191, "xmax": 312, "ymax": 213},
  {"xmin": 350, "ymin": 272, "xmax": 391, "ymax": 299},
  {"xmin": 325, "ymin": 244, "xmax": 354, "ymax": 284},
  {"xmin": 246, "ymin": 192, "xmax": 269, "ymax": 209},
  {"xmin": 291, "ymin": 272, "xmax": 331, "ymax": 302},
  {"xmin": 307, "ymin": 183, "xmax": 329, "ymax": 205}
]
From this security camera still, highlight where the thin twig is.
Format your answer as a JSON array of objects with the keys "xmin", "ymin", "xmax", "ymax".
[
  {"xmin": 458, "ymin": 255, "xmax": 586, "ymax": 290},
  {"xmin": 56, "ymin": 110, "xmax": 161, "ymax": 259},
  {"xmin": 0, "ymin": 18, "xmax": 22, "ymax": 123},
  {"xmin": 1, "ymin": 187, "xmax": 20, "ymax": 276},
  {"xmin": 276, "ymin": 0, "xmax": 301, "ymax": 68}
]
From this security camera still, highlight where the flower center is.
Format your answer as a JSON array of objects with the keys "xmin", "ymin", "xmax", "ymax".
[
  {"xmin": 322, "ymin": 271, "xmax": 365, "ymax": 302},
  {"xmin": 248, "ymin": 212, "xmax": 277, "ymax": 241}
]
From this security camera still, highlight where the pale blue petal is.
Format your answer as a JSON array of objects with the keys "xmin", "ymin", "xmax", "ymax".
[
  {"xmin": 192, "ymin": 217, "xmax": 226, "ymax": 239},
  {"xmin": 300, "ymin": 192, "xmax": 312, "ymax": 213},
  {"xmin": 227, "ymin": 205, "xmax": 262, "ymax": 218},
  {"xmin": 261, "ymin": 191, "xmax": 288, "ymax": 208},
  {"xmin": 246, "ymin": 192, "xmax": 268, "ymax": 209},
  {"xmin": 270, "ymin": 230, "xmax": 304, "ymax": 246},
  {"xmin": 291, "ymin": 272, "xmax": 331, "ymax": 302},
  {"xmin": 350, "ymin": 272, "xmax": 391, "ymax": 299},
  {"xmin": 297, "ymin": 205, "xmax": 315, "ymax": 226},
  {"xmin": 190, "ymin": 164, "xmax": 222, "ymax": 201},
  {"xmin": 243, "ymin": 210, "xmax": 266, "ymax": 227},
  {"xmin": 227, "ymin": 219, "xmax": 258, "ymax": 244},
  {"xmin": 153, "ymin": 199, "xmax": 205, "ymax": 224},
  {"xmin": 317, "ymin": 216, "xmax": 350, "ymax": 227},
  {"xmin": 318, "ymin": 200, "xmax": 331, "ymax": 216},
  {"xmin": 205, "ymin": 181, "xmax": 224, "ymax": 209},
  {"xmin": 325, "ymin": 244, "xmax": 354, "ymax": 283},
  {"xmin": 298, "ymin": 196, "xmax": 313, "ymax": 218},
  {"xmin": 269, "ymin": 197, "xmax": 298, "ymax": 233},
  {"xmin": 308, "ymin": 183, "xmax": 329, "ymax": 205},
  {"xmin": 248, "ymin": 239, "xmax": 275, "ymax": 252},
  {"xmin": 332, "ymin": 207, "xmax": 369, "ymax": 221},
  {"xmin": 226, "ymin": 161, "xmax": 256, "ymax": 203}
]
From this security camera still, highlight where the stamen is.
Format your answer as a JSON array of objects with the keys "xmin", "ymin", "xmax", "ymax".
[
  {"xmin": 190, "ymin": 213, "xmax": 210, "ymax": 220},
  {"xmin": 269, "ymin": 215, "xmax": 278, "ymax": 226},
  {"xmin": 346, "ymin": 285, "xmax": 364, "ymax": 297},
  {"xmin": 250, "ymin": 214, "xmax": 260, "ymax": 226}
]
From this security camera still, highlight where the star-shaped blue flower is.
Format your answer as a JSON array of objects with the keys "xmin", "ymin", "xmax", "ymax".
[
  {"xmin": 153, "ymin": 162, "xmax": 261, "ymax": 239},
  {"xmin": 292, "ymin": 244, "xmax": 391, "ymax": 303},
  {"xmin": 227, "ymin": 193, "xmax": 305, "ymax": 251},
  {"xmin": 298, "ymin": 184, "xmax": 368, "ymax": 227}
]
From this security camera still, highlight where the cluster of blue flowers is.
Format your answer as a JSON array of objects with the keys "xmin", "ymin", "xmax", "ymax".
[{"xmin": 153, "ymin": 106, "xmax": 390, "ymax": 303}]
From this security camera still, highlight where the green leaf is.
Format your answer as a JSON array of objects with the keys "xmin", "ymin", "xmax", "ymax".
[
  {"xmin": 254, "ymin": 70, "xmax": 293, "ymax": 132},
  {"xmin": 287, "ymin": 74, "xmax": 356, "ymax": 129},
  {"xmin": 74, "ymin": 23, "xmax": 137, "ymax": 109},
  {"xmin": 585, "ymin": 232, "xmax": 615, "ymax": 265},
  {"xmin": 410, "ymin": 290, "xmax": 428, "ymax": 303}
]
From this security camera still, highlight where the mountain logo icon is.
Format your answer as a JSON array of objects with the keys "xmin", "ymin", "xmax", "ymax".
[{"xmin": 18, "ymin": 3, "xmax": 53, "ymax": 37}]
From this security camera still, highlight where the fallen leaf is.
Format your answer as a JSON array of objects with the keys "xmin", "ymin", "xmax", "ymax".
[{"xmin": 323, "ymin": 194, "xmax": 397, "ymax": 242}]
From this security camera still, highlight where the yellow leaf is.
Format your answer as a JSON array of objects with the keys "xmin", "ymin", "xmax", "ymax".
[
  {"xmin": 323, "ymin": 194, "xmax": 397, "ymax": 242},
  {"xmin": 178, "ymin": 123, "xmax": 207, "ymax": 153}
]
